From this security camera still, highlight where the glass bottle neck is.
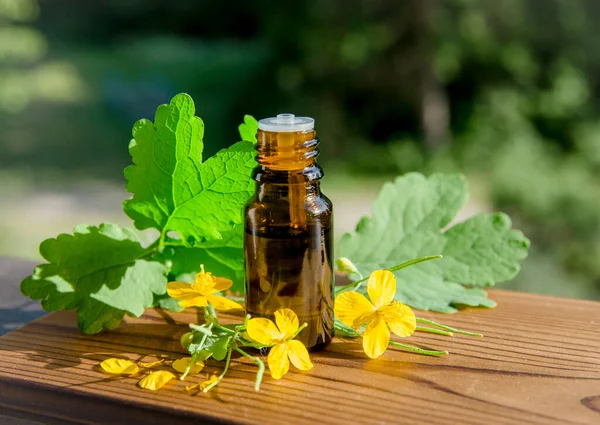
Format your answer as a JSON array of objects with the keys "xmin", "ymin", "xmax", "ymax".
[
  {"xmin": 253, "ymin": 128, "xmax": 323, "ymax": 197},
  {"xmin": 256, "ymin": 179, "xmax": 322, "ymax": 202},
  {"xmin": 255, "ymin": 129, "xmax": 319, "ymax": 171}
]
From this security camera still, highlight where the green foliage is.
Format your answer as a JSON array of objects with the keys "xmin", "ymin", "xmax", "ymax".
[
  {"xmin": 339, "ymin": 173, "xmax": 529, "ymax": 312},
  {"xmin": 20, "ymin": 93, "xmax": 528, "ymax": 335},
  {"xmin": 188, "ymin": 325, "xmax": 234, "ymax": 361},
  {"xmin": 123, "ymin": 93, "xmax": 256, "ymax": 248},
  {"xmin": 21, "ymin": 223, "xmax": 168, "ymax": 334},
  {"xmin": 238, "ymin": 115, "xmax": 259, "ymax": 143},
  {"xmin": 21, "ymin": 94, "xmax": 257, "ymax": 333}
]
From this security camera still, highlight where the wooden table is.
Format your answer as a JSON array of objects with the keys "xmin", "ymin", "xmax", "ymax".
[{"xmin": 0, "ymin": 289, "xmax": 599, "ymax": 425}]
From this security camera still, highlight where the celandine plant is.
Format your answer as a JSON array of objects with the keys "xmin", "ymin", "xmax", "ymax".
[
  {"xmin": 100, "ymin": 260, "xmax": 481, "ymax": 393},
  {"xmin": 20, "ymin": 93, "xmax": 529, "ymax": 393}
]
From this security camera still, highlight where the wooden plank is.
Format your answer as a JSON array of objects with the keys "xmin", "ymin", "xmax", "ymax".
[{"xmin": 0, "ymin": 290, "xmax": 599, "ymax": 425}]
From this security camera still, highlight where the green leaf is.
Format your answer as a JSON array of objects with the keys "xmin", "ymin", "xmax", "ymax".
[
  {"xmin": 21, "ymin": 223, "xmax": 168, "ymax": 333},
  {"xmin": 338, "ymin": 173, "xmax": 530, "ymax": 312},
  {"xmin": 123, "ymin": 93, "xmax": 256, "ymax": 248},
  {"xmin": 188, "ymin": 327, "xmax": 233, "ymax": 361},
  {"xmin": 207, "ymin": 334, "xmax": 231, "ymax": 361},
  {"xmin": 238, "ymin": 114, "xmax": 258, "ymax": 143}
]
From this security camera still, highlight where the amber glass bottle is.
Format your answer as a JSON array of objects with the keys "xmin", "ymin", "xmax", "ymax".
[{"xmin": 244, "ymin": 114, "xmax": 334, "ymax": 350}]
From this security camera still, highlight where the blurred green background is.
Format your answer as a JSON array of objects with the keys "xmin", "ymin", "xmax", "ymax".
[{"xmin": 1, "ymin": 0, "xmax": 599, "ymax": 300}]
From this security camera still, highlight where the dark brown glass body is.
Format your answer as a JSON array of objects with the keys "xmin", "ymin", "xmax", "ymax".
[{"xmin": 244, "ymin": 128, "xmax": 334, "ymax": 350}]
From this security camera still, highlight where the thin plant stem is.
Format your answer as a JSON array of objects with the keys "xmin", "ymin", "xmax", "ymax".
[
  {"xmin": 415, "ymin": 326, "xmax": 453, "ymax": 337},
  {"xmin": 388, "ymin": 341, "xmax": 448, "ymax": 356},
  {"xmin": 181, "ymin": 323, "xmax": 213, "ymax": 380},
  {"xmin": 236, "ymin": 347, "xmax": 265, "ymax": 392},
  {"xmin": 334, "ymin": 320, "xmax": 360, "ymax": 337},
  {"xmin": 292, "ymin": 323, "xmax": 308, "ymax": 339},
  {"xmin": 203, "ymin": 348, "xmax": 233, "ymax": 392},
  {"xmin": 416, "ymin": 318, "xmax": 483, "ymax": 337},
  {"xmin": 189, "ymin": 323, "xmax": 213, "ymax": 335},
  {"xmin": 213, "ymin": 323, "xmax": 236, "ymax": 334},
  {"xmin": 335, "ymin": 255, "xmax": 443, "ymax": 294}
]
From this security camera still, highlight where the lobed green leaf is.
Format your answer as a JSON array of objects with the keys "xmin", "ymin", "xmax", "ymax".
[
  {"xmin": 21, "ymin": 223, "xmax": 168, "ymax": 334},
  {"xmin": 338, "ymin": 173, "xmax": 530, "ymax": 312}
]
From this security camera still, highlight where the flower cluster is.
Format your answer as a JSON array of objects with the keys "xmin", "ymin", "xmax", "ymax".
[{"xmin": 97, "ymin": 259, "xmax": 481, "ymax": 394}]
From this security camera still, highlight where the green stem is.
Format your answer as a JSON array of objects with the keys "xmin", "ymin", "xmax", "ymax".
[
  {"xmin": 236, "ymin": 347, "xmax": 265, "ymax": 392},
  {"xmin": 189, "ymin": 323, "xmax": 213, "ymax": 336},
  {"xmin": 203, "ymin": 303, "xmax": 237, "ymax": 335},
  {"xmin": 292, "ymin": 323, "xmax": 308, "ymax": 339},
  {"xmin": 415, "ymin": 326, "xmax": 453, "ymax": 337},
  {"xmin": 203, "ymin": 348, "xmax": 233, "ymax": 392},
  {"xmin": 238, "ymin": 341, "xmax": 271, "ymax": 349},
  {"xmin": 334, "ymin": 321, "xmax": 360, "ymax": 338},
  {"xmin": 214, "ymin": 323, "xmax": 236, "ymax": 334},
  {"xmin": 163, "ymin": 240, "xmax": 185, "ymax": 247},
  {"xmin": 335, "ymin": 255, "xmax": 443, "ymax": 294},
  {"xmin": 416, "ymin": 318, "xmax": 483, "ymax": 337},
  {"xmin": 158, "ymin": 230, "xmax": 167, "ymax": 252},
  {"xmin": 138, "ymin": 241, "xmax": 159, "ymax": 260},
  {"xmin": 386, "ymin": 255, "xmax": 443, "ymax": 273},
  {"xmin": 206, "ymin": 303, "xmax": 217, "ymax": 318},
  {"xmin": 388, "ymin": 341, "xmax": 448, "ymax": 356},
  {"xmin": 181, "ymin": 323, "xmax": 214, "ymax": 380}
]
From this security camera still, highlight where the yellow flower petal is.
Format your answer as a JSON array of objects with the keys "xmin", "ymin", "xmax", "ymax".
[
  {"xmin": 334, "ymin": 291, "xmax": 375, "ymax": 329},
  {"xmin": 212, "ymin": 276, "xmax": 233, "ymax": 292},
  {"xmin": 274, "ymin": 308, "xmax": 299, "ymax": 339},
  {"xmin": 285, "ymin": 340, "xmax": 313, "ymax": 371},
  {"xmin": 138, "ymin": 370, "xmax": 175, "ymax": 391},
  {"xmin": 367, "ymin": 270, "xmax": 396, "ymax": 308},
  {"xmin": 186, "ymin": 375, "xmax": 221, "ymax": 393},
  {"xmin": 172, "ymin": 357, "xmax": 205, "ymax": 374},
  {"xmin": 362, "ymin": 316, "xmax": 390, "ymax": 359},
  {"xmin": 185, "ymin": 383, "xmax": 201, "ymax": 392},
  {"xmin": 167, "ymin": 282, "xmax": 208, "ymax": 308},
  {"xmin": 167, "ymin": 281, "xmax": 197, "ymax": 299},
  {"xmin": 241, "ymin": 331, "xmax": 254, "ymax": 343},
  {"xmin": 247, "ymin": 318, "xmax": 284, "ymax": 345},
  {"xmin": 195, "ymin": 375, "xmax": 221, "ymax": 393},
  {"xmin": 178, "ymin": 296, "xmax": 208, "ymax": 308},
  {"xmin": 268, "ymin": 342, "xmax": 290, "ymax": 379},
  {"xmin": 100, "ymin": 358, "xmax": 139, "ymax": 375},
  {"xmin": 380, "ymin": 302, "xmax": 416, "ymax": 337},
  {"xmin": 206, "ymin": 295, "xmax": 243, "ymax": 311},
  {"xmin": 140, "ymin": 359, "xmax": 164, "ymax": 368}
]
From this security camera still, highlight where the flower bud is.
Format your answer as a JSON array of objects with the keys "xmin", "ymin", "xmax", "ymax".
[{"xmin": 336, "ymin": 257, "xmax": 359, "ymax": 274}]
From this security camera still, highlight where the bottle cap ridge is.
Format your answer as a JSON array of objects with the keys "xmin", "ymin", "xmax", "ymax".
[{"xmin": 258, "ymin": 113, "xmax": 315, "ymax": 132}]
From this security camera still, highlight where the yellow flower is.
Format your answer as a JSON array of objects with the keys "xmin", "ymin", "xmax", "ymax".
[
  {"xmin": 334, "ymin": 270, "xmax": 416, "ymax": 359},
  {"xmin": 246, "ymin": 309, "xmax": 313, "ymax": 380},
  {"xmin": 172, "ymin": 357, "xmax": 205, "ymax": 374},
  {"xmin": 100, "ymin": 358, "xmax": 139, "ymax": 375},
  {"xmin": 138, "ymin": 370, "xmax": 175, "ymax": 391},
  {"xmin": 167, "ymin": 265, "xmax": 242, "ymax": 310}
]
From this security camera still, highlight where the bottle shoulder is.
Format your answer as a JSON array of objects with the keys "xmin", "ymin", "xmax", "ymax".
[
  {"xmin": 245, "ymin": 192, "xmax": 332, "ymax": 213},
  {"xmin": 244, "ymin": 191, "xmax": 333, "ymax": 227}
]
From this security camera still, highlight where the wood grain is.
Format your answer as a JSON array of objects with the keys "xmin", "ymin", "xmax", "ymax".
[{"xmin": 0, "ymin": 290, "xmax": 599, "ymax": 425}]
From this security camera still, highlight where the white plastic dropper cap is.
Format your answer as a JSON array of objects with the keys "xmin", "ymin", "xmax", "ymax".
[{"xmin": 258, "ymin": 113, "xmax": 315, "ymax": 132}]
